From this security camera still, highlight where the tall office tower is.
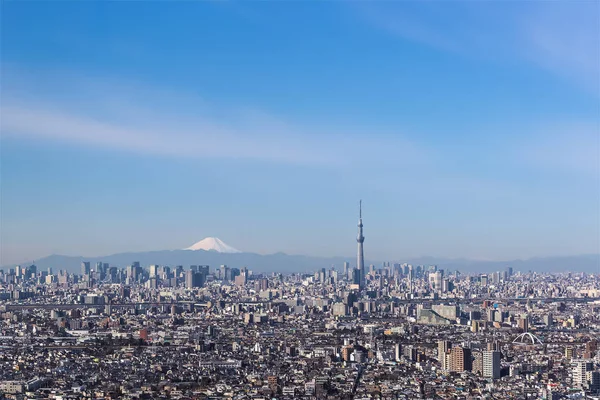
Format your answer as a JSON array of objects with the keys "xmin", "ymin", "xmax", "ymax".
[
  {"xmin": 429, "ymin": 271, "xmax": 443, "ymax": 292},
  {"xmin": 586, "ymin": 371, "xmax": 600, "ymax": 394},
  {"xmin": 442, "ymin": 279, "xmax": 450, "ymax": 293},
  {"xmin": 108, "ymin": 267, "xmax": 117, "ymax": 283},
  {"xmin": 235, "ymin": 267, "xmax": 249, "ymax": 286},
  {"xmin": 483, "ymin": 350, "xmax": 501, "ymax": 379},
  {"xmin": 438, "ymin": 340, "xmax": 452, "ymax": 371},
  {"xmin": 507, "ymin": 266, "xmax": 513, "ymax": 277},
  {"xmin": 331, "ymin": 269, "xmax": 338, "ymax": 283},
  {"xmin": 25, "ymin": 264, "xmax": 36, "ymax": 278},
  {"xmin": 472, "ymin": 352, "xmax": 484, "ymax": 375},
  {"xmin": 395, "ymin": 343, "xmax": 402, "ymax": 362},
  {"xmin": 126, "ymin": 265, "xmax": 134, "ymax": 281},
  {"xmin": 185, "ymin": 270, "xmax": 205, "ymax": 289},
  {"xmin": 148, "ymin": 277, "xmax": 158, "ymax": 289},
  {"xmin": 356, "ymin": 200, "xmax": 365, "ymax": 288},
  {"xmin": 404, "ymin": 346, "xmax": 418, "ymax": 362},
  {"xmin": 343, "ymin": 262, "xmax": 350, "ymax": 280},
  {"xmin": 81, "ymin": 262, "xmax": 91, "ymax": 276},
  {"xmin": 257, "ymin": 278, "xmax": 269, "ymax": 291},
  {"xmin": 480, "ymin": 274, "xmax": 488, "ymax": 286},
  {"xmin": 352, "ymin": 268, "xmax": 361, "ymax": 286},
  {"xmin": 438, "ymin": 340, "xmax": 452, "ymax": 358},
  {"xmin": 185, "ymin": 270, "xmax": 194, "ymax": 289},
  {"xmin": 573, "ymin": 360, "xmax": 593, "ymax": 388},
  {"xmin": 450, "ymin": 347, "xmax": 472, "ymax": 372},
  {"xmin": 588, "ymin": 371, "xmax": 600, "ymax": 393},
  {"xmin": 220, "ymin": 265, "xmax": 230, "ymax": 281},
  {"xmin": 518, "ymin": 317, "xmax": 529, "ymax": 332},
  {"xmin": 198, "ymin": 265, "xmax": 210, "ymax": 277}
]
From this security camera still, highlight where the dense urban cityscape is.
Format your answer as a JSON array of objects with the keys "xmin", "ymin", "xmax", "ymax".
[
  {"xmin": 2, "ymin": 1, "xmax": 599, "ymax": 398},
  {"xmin": 1, "ymin": 206, "xmax": 599, "ymax": 399}
]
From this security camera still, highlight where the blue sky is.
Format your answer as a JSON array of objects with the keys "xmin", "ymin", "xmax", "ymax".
[{"xmin": 1, "ymin": 1, "xmax": 599, "ymax": 265}]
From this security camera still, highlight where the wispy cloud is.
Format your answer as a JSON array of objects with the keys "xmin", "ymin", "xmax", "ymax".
[
  {"xmin": 356, "ymin": 2, "xmax": 462, "ymax": 53},
  {"xmin": 517, "ymin": 2, "xmax": 600, "ymax": 93},
  {"xmin": 1, "ymin": 67, "xmax": 597, "ymax": 183},
  {"xmin": 355, "ymin": 1, "xmax": 600, "ymax": 93},
  {"xmin": 0, "ymin": 68, "xmax": 424, "ymax": 168}
]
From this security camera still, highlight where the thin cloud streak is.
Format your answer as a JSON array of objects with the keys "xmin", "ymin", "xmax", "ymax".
[
  {"xmin": 1, "ymin": 69, "xmax": 597, "ymax": 179},
  {"xmin": 1, "ymin": 84, "xmax": 425, "ymax": 169},
  {"xmin": 355, "ymin": 1, "xmax": 600, "ymax": 94},
  {"xmin": 518, "ymin": 1, "xmax": 600, "ymax": 93},
  {"xmin": 2, "ymin": 102, "xmax": 338, "ymax": 166}
]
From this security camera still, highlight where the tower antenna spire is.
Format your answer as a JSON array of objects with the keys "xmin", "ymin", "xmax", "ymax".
[{"xmin": 356, "ymin": 200, "xmax": 365, "ymax": 289}]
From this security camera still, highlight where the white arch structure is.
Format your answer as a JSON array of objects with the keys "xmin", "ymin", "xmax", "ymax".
[{"xmin": 512, "ymin": 332, "xmax": 543, "ymax": 345}]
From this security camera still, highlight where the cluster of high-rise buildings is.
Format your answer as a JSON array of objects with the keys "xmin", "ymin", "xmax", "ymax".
[{"xmin": 0, "ymin": 203, "xmax": 599, "ymax": 399}]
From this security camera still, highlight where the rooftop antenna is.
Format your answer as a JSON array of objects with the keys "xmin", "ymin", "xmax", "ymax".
[{"xmin": 359, "ymin": 200, "xmax": 362, "ymax": 219}]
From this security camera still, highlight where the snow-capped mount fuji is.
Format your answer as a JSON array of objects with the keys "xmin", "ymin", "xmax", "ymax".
[{"xmin": 184, "ymin": 237, "xmax": 241, "ymax": 253}]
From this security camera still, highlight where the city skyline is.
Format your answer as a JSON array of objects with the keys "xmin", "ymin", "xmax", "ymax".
[
  {"xmin": 1, "ymin": 1, "xmax": 599, "ymax": 265},
  {"xmin": 1, "ymin": 2, "xmax": 599, "ymax": 398}
]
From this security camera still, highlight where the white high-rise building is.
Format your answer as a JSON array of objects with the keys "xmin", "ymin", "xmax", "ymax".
[
  {"xmin": 438, "ymin": 340, "xmax": 451, "ymax": 371},
  {"xmin": 343, "ymin": 262, "xmax": 350, "ymax": 280},
  {"xmin": 573, "ymin": 360, "xmax": 593, "ymax": 387},
  {"xmin": 483, "ymin": 350, "xmax": 501, "ymax": 379},
  {"xmin": 429, "ymin": 271, "xmax": 443, "ymax": 292},
  {"xmin": 395, "ymin": 343, "xmax": 402, "ymax": 362}
]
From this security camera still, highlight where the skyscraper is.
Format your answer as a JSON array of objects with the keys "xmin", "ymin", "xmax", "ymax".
[
  {"xmin": 573, "ymin": 360, "xmax": 593, "ymax": 388},
  {"xmin": 395, "ymin": 343, "xmax": 402, "ymax": 362},
  {"xmin": 185, "ymin": 270, "xmax": 205, "ymax": 289},
  {"xmin": 343, "ymin": 262, "xmax": 350, "ymax": 280},
  {"xmin": 483, "ymin": 350, "xmax": 501, "ymax": 379},
  {"xmin": 450, "ymin": 347, "xmax": 472, "ymax": 372},
  {"xmin": 438, "ymin": 340, "xmax": 452, "ymax": 371},
  {"xmin": 438, "ymin": 340, "xmax": 452, "ymax": 359},
  {"xmin": 81, "ymin": 261, "xmax": 90, "ymax": 276},
  {"xmin": 356, "ymin": 200, "xmax": 365, "ymax": 289}
]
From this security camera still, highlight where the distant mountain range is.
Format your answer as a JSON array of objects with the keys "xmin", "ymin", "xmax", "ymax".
[{"xmin": 3, "ymin": 238, "xmax": 598, "ymax": 275}]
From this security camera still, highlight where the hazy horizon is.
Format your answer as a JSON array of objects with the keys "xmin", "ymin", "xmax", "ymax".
[
  {"xmin": 3, "ymin": 236, "xmax": 599, "ymax": 268},
  {"xmin": 1, "ymin": 1, "xmax": 599, "ymax": 265}
]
